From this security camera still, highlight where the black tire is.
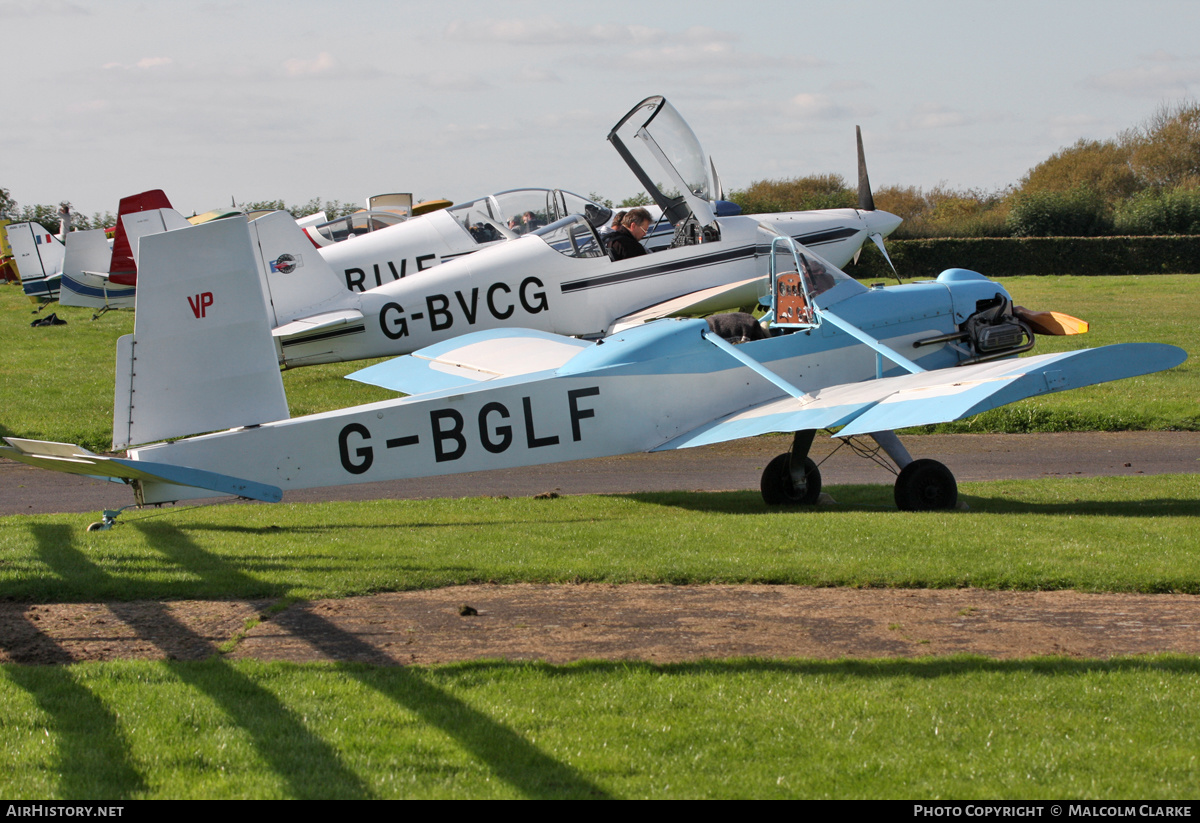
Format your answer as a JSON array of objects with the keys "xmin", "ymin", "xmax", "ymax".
[
  {"xmin": 86, "ymin": 521, "xmax": 105, "ymax": 532},
  {"xmin": 760, "ymin": 453, "xmax": 822, "ymax": 506},
  {"xmin": 894, "ymin": 459, "xmax": 958, "ymax": 511}
]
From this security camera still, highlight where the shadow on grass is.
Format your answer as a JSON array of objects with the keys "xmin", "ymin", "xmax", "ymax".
[
  {"xmin": 4, "ymin": 523, "xmax": 602, "ymax": 799},
  {"xmin": 616, "ymin": 486, "xmax": 1200, "ymax": 519},
  {"xmin": 453, "ymin": 654, "xmax": 1200, "ymax": 681},
  {"xmin": 279, "ymin": 607, "xmax": 610, "ymax": 798},
  {"xmin": 175, "ymin": 515, "xmax": 609, "ymax": 536},
  {"xmin": 2, "ymin": 666, "xmax": 148, "ymax": 799},
  {"xmin": 4, "ymin": 522, "xmax": 372, "ymax": 799},
  {"xmin": 960, "ymin": 494, "xmax": 1200, "ymax": 517}
]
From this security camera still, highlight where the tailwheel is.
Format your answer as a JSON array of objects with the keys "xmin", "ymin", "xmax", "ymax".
[
  {"xmin": 761, "ymin": 453, "xmax": 822, "ymax": 506},
  {"xmin": 894, "ymin": 459, "xmax": 958, "ymax": 511},
  {"xmin": 85, "ymin": 509, "xmax": 126, "ymax": 532}
]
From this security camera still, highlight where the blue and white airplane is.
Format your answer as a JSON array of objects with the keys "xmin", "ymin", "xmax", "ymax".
[{"xmin": 1, "ymin": 213, "xmax": 1184, "ymax": 526}]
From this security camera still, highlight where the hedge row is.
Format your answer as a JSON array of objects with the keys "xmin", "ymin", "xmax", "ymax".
[{"xmin": 846, "ymin": 235, "xmax": 1200, "ymax": 280}]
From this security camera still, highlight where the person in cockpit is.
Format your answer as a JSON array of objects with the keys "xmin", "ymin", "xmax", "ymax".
[{"xmin": 607, "ymin": 207, "xmax": 651, "ymax": 261}]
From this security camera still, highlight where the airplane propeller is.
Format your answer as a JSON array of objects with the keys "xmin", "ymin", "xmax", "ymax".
[
  {"xmin": 853, "ymin": 125, "xmax": 901, "ymax": 283},
  {"xmin": 857, "ymin": 125, "xmax": 876, "ymax": 213}
]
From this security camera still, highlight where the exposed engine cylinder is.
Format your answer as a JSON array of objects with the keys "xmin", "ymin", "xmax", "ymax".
[{"xmin": 964, "ymin": 294, "xmax": 1033, "ymax": 359}]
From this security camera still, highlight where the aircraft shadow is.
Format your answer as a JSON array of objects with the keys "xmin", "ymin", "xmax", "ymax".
[{"xmin": 613, "ymin": 487, "xmax": 1200, "ymax": 519}]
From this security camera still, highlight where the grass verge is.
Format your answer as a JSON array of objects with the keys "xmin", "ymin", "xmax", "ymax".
[
  {"xmin": 2, "ymin": 475, "xmax": 1198, "ymax": 602},
  {"xmin": 2, "ymin": 656, "xmax": 1198, "ymax": 799}
]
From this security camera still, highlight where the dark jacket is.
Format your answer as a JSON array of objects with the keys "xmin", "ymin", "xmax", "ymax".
[{"xmin": 607, "ymin": 227, "xmax": 647, "ymax": 262}]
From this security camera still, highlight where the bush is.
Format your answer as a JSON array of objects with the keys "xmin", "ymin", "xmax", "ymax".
[
  {"xmin": 1115, "ymin": 188, "xmax": 1200, "ymax": 235},
  {"xmin": 729, "ymin": 174, "xmax": 856, "ymax": 215},
  {"xmin": 1007, "ymin": 187, "xmax": 1113, "ymax": 237}
]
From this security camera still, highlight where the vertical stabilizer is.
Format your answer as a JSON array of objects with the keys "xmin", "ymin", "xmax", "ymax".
[
  {"xmin": 7, "ymin": 222, "xmax": 64, "ymax": 300},
  {"xmin": 117, "ymin": 207, "xmax": 192, "ymax": 276},
  {"xmin": 60, "ymin": 229, "xmax": 131, "ymax": 308},
  {"xmin": 107, "ymin": 190, "xmax": 179, "ymax": 285},
  {"xmin": 112, "ymin": 217, "xmax": 289, "ymax": 449},
  {"xmin": 247, "ymin": 210, "xmax": 352, "ymax": 326}
]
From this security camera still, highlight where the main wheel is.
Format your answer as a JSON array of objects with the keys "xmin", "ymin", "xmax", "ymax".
[
  {"xmin": 760, "ymin": 453, "xmax": 822, "ymax": 505},
  {"xmin": 894, "ymin": 459, "xmax": 958, "ymax": 511}
]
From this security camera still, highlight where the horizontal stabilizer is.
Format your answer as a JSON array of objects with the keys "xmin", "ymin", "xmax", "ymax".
[
  {"xmin": 272, "ymin": 308, "xmax": 364, "ymax": 339},
  {"xmin": 610, "ymin": 275, "xmax": 765, "ymax": 333},
  {"xmin": 0, "ymin": 438, "xmax": 282, "ymax": 502},
  {"xmin": 348, "ymin": 328, "xmax": 593, "ymax": 394},
  {"xmin": 654, "ymin": 343, "xmax": 1186, "ymax": 450}
]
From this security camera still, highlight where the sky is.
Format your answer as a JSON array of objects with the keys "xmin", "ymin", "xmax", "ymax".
[{"xmin": 5, "ymin": 0, "xmax": 1200, "ymax": 218}]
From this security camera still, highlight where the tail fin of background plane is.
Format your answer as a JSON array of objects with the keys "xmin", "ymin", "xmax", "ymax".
[
  {"xmin": 112, "ymin": 217, "xmax": 289, "ymax": 449},
  {"xmin": 247, "ymin": 210, "xmax": 351, "ymax": 327},
  {"xmin": 108, "ymin": 189, "xmax": 175, "ymax": 285},
  {"xmin": 6, "ymin": 221, "xmax": 65, "ymax": 299},
  {"xmin": 59, "ymin": 229, "xmax": 131, "ymax": 308}
]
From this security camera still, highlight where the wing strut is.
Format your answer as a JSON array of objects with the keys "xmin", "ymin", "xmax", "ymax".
[
  {"xmin": 818, "ymin": 309, "xmax": 927, "ymax": 375},
  {"xmin": 700, "ymin": 330, "xmax": 810, "ymax": 400}
]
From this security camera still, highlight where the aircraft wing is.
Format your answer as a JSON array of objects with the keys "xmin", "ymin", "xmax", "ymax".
[
  {"xmin": 347, "ymin": 328, "xmax": 594, "ymax": 394},
  {"xmin": 654, "ymin": 343, "xmax": 1187, "ymax": 450},
  {"xmin": 609, "ymin": 275, "xmax": 766, "ymax": 333},
  {"xmin": 0, "ymin": 438, "xmax": 282, "ymax": 502}
]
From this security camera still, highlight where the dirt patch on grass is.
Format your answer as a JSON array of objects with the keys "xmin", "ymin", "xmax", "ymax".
[{"xmin": 4, "ymin": 585, "xmax": 1200, "ymax": 665}]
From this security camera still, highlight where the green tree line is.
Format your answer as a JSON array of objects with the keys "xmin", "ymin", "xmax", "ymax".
[{"xmin": 726, "ymin": 101, "xmax": 1200, "ymax": 239}]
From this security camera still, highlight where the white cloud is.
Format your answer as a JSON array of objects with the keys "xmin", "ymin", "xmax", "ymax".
[
  {"xmin": 415, "ymin": 70, "xmax": 492, "ymax": 93},
  {"xmin": 445, "ymin": 17, "xmax": 659, "ymax": 45},
  {"xmin": 0, "ymin": 0, "xmax": 88, "ymax": 17},
  {"xmin": 898, "ymin": 104, "xmax": 968, "ymax": 131},
  {"xmin": 1047, "ymin": 113, "xmax": 1106, "ymax": 142},
  {"xmin": 789, "ymin": 93, "xmax": 851, "ymax": 120},
  {"xmin": 283, "ymin": 52, "xmax": 336, "ymax": 77},
  {"xmin": 516, "ymin": 67, "xmax": 561, "ymax": 84},
  {"xmin": 102, "ymin": 56, "xmax": 173, "ymax": 71},
  {"xmin": 1085, "ymin": 61, "xmax": 1200, "ymax": 97}
]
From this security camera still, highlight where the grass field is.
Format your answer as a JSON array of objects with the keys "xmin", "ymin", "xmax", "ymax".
[
  {"xmin": 2, "ymin": 476, "xmax": 1199, "ymax": 601},
  {"xmin": 2, "ymin": 276, "xmax": 1199, "ymax": 799},
  {"xmin": 5, "ymin": 656, "xmax": 1199, "ymax": 799},
  {"xmin": 2, "ymin": 475, "xmax": 1200, "ymax": 798}
]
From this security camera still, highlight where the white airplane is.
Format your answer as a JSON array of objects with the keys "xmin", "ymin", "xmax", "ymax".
[
  {"xmin": 58, "ymin": 190, "xmax": 190, "ymax": 315},
  {"xmin": 6, "ymin": 216, "xmax": 67, "ymax": 303},
  {"xmin": 213, "ymin": 97, "xmax": 903, "ymax": 368},
  {"xmin": 0, "ymin": 214, "xmax": 1184, "ymax": 528}
]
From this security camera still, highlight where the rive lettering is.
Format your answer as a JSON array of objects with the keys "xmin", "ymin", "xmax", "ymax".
[
  {"xmin": 344, "ymin": 253, "xmax": 438, "ymax": 291},
  {"xmin": 379, "ymin": 276, "xmax": 550, "ymax": 340},
  {"xmin": 337, "ymin": 386, "xmax": 601, "ymax": 474}
]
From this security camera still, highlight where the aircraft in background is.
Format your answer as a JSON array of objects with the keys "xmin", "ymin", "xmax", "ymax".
[
  {"xmin": 58, "ymin": 190, "xmax": 190, "ymax": 315},
  {"xmin": 226, "ymin": 97, "xmax": 904, "ymax": 368},
  {"xmin": 5, "ymin": 208, "xmax": 69, "ymax": 303},
  {"xmin": 1, "ymin": 215, "xmax": 1183, "ymax": 529}
]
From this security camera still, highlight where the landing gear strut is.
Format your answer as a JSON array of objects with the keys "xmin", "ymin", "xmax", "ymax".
[
  {"xmin": 760, "ymin": 430, "xmax": 822, "ymax": 505},
  {"xmin": 758, "ymin": 429, "xmax": 960, "ymax": 511}
]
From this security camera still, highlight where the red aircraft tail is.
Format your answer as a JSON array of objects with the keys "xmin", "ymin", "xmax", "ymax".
[{"xmin": 108, "ymin": 189, "xmax": 173, "ymax": 286}]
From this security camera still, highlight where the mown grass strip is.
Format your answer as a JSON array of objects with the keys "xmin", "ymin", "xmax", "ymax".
[
  {"xmin": 2, "ymin": 475, "xmax": 1197, "ymax": 602},
  {"xmin": 2, "ymin": 656, "xmax": 1198, "ymax": 799}
]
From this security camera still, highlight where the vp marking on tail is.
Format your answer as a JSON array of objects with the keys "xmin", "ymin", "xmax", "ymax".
[{"xmin": 187, "ymin": 291, "xmax": 214, "ymax": 318}]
